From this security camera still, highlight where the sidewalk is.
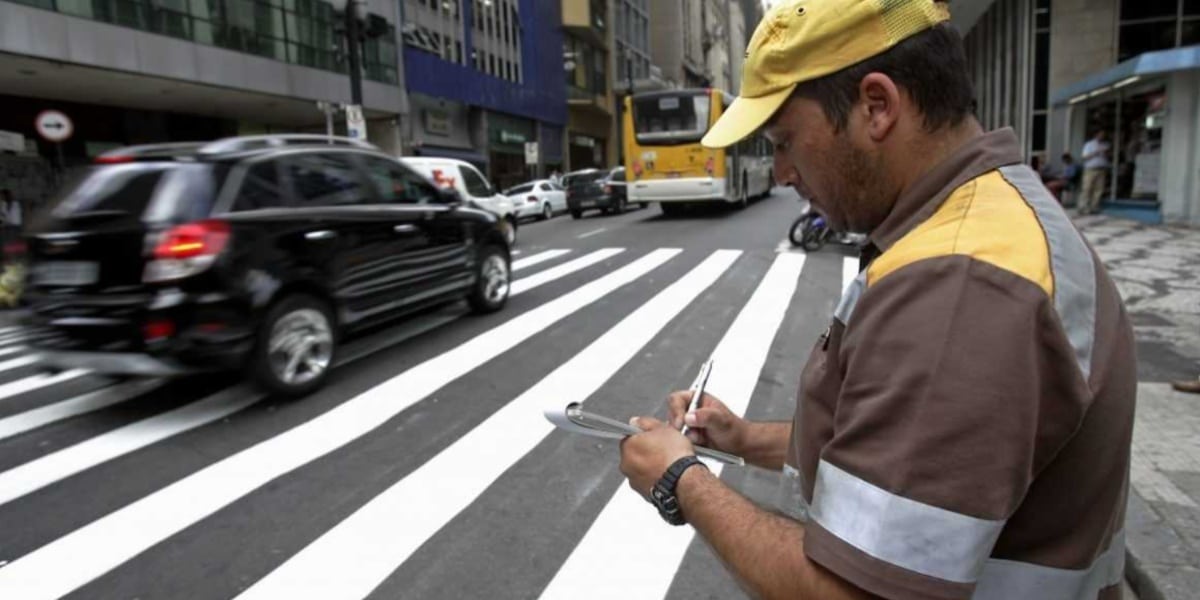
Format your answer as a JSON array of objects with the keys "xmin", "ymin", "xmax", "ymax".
[{"xmin": 1076, "ymin": 215, "xmax": 1200, "ymax": 600}]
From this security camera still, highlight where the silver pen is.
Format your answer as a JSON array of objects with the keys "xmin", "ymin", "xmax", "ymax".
[{"xmin": 682, "ymin": 359, "xmax": 713, "ymax": 436}]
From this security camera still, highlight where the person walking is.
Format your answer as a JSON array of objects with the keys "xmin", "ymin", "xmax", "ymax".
[
  {"xmin": 617, "ymin": 1, "xmax": 1137, "ymax": 599},
  {"xmin": 1079, "ymin": 130, "xmax": 1111, "ymax": 215}
]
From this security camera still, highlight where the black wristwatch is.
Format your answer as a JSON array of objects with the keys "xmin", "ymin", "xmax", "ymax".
[{"xmin": 650, "ymin": 456, "xmax": 707, "ymax": 526}]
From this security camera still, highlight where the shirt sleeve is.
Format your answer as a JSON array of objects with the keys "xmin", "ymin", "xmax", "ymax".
[{"xmin": 802, "ymin": 255, "xmax": 1092, "ymax": 600}]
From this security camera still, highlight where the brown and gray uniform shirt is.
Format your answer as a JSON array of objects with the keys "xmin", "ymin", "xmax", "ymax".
[{"xmin": 787, "ymin": 129, "xmax": 1137, "ymax": 600}]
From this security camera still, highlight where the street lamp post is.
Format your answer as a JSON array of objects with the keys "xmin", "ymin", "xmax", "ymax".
[{"xmin": 330, "ymin": 0, "xmax": 380, "ymax": 140}]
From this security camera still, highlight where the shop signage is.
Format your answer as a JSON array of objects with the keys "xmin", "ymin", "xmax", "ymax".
[
  {"xmin": 425, "ymin": 110, "xmax": 451, "ymax": 136},
  {"xmin": 524, "ymin": 141, "xmax": 538, "ymax": 166},
  {"xmin": 573, "ymin": 135, "xmax": 595, "ymax": 148},
  {"xmin": 500, "ymin": 130, "xmax": 526, "ymax": 144},
  {"xmin": 0, "ymin": 130, "xmax": 24, "ymax": 153},
  {"xmin": 345, "ymin": 105, "xmax": 367, "ymax": 141}
]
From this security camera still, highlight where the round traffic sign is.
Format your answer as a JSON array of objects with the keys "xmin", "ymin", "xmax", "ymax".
[{"xmin": 35, "ymin": 110, "xmax": 73, "ymax": 143}]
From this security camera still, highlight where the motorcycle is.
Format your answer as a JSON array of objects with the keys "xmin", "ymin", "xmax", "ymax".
[{"xmin": 788, "ymin": 209, "xmax": 866, "ymax": 251}]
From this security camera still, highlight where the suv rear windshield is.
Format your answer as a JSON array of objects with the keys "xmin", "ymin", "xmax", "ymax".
[
  {"xmin": 566, "ymin": 172, "xmax": 606, "ymax": 188},
  {"xmin": 49, "ymin": 163, "xmax": 224, "ymax": 223}
]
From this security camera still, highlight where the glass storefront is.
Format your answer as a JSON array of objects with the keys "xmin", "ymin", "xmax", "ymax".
[
  {"xmin": 1082, "ymin": 81, "xmax": 1167, "ymax": 205},
  {"xmin": 6, "ymin": 0, "xmax": 398, "ymax": 83}
]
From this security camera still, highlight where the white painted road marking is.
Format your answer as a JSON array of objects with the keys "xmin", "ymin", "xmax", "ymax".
[
  {"xmin": 0, "ymin": 379, "xmax": 166, "ymax": 442},
  {"xmin": 0, "ymin": 369, "xmax": 90, "ymax": 403},
  {"xmin": 512, "ymin": 249, "xmax": 569, "ymax": 271},
  {"xmin": 510, "ymin": 249, "xmax": 623, "ymax": 296},
  {"xmin": 577, "ymin": 228, "xmax": 607, "ymax": 239},
  {"xmin": 540, "ymin": 252, "xmax": 806, "ymax": 599},
  {"xmin": 236, "ymin": 250, "xmax": 740, "ymax": 600},
  {"xmin": 0, "ymin": 249, "xmax": 681, "ymax": 600}
]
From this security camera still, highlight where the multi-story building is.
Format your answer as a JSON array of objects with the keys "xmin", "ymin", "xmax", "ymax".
[
  {"xmin": 703, "ymin": 0, "xmax": 732, "ymax": 92},
  {"xmin": 650, "ymin": 0, "xmax": 710, "ymax": 89},
  {"xmin": 402, "ymin": 0, "xmax": 567, "ymax": 189},
  {"xmin": 728, "ymin": 0, "xmax": 747, "ymax": 93},
  {"xmin": 0, "ymin": 0, "xmax": 407, "ymax": 208},
  {"xmin": 562, "ymin": 0, "xmax": 617, "ymax": 170},
  {"xmin": 960, "ymin": 0, "xmax": 1200, "ymax": 226}
]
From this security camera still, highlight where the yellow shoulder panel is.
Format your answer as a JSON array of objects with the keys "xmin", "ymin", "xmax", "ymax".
[{"xmin": 866, "ymin": 171, "xmax": 1054, "ymax": 297}]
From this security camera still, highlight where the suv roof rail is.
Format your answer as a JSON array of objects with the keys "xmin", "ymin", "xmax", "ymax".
[
  {"xmin": 198, "ymin": 135, "xmax": 378, "ymax": 155},
  {"xmin": 94, "ymin": 142, "xmax": 209, "ymax": 163}
]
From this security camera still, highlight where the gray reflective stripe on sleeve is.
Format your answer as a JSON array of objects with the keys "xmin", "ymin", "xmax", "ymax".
[
  {"xmin": 809, "ymin": 460, "xmax": 1005, "ymax": 583},
  {"xmin": 973, "ymin": 530, "xmax": 1125, "ymax": 600},
  {"xmin": 834, "ymin": 270, "xmax": 866, "ymax": 326},
  {"xmin": 998, "ymin": 165, "xmax": 1097, "ymax": 381}
]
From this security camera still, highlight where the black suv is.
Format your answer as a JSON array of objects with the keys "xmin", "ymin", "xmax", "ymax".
[
  {"xmin": 25, "ymin": 135, "xmax": 511, "ymax": 396},
  {"xmin": 565, "ymin": 167, "xmax": 640, "ymax": 219}
]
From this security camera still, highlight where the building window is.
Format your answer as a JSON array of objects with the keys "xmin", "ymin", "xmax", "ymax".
[{"xmin": 1118, "ymin": 0, "xmax": 1200, "ymax": 62}]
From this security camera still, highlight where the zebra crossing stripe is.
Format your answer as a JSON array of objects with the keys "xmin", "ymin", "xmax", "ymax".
[
  {"xmin": 511, "ymin": 248, "xmax": 623, "ymax": 296},
  {"xmin": 0, "ymin": 379, "xmax": 166, "ymax": 442},
  {"xmin": 235, "ymin": 250, "xmax": 742, "ymax": 600},
  {"xmin": 0, "ymin": 369, "xmax": 90, "ymax": 403},
  {"xmin": 0, "ymin": 248, "xmax": 681, "ymax": 600},
  {"xmin": 0, "ymin": 355, "xmax": 40, "ymax": 375},
  {"xmin": 540, "ymin": 252, "xmax": 807, "ymax": 599},
  {"xmin": 512, "ymin": 249, "xmax": 570, "ymax": 271}
]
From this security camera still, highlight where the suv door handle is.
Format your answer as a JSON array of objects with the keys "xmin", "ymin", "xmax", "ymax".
[
  {"xmin": 393, "ymin": 224, "xmax": 419, "ymax": 234},
  {"xmin": 305, "ymin": 230, "xmax": 337, "ymax": 240}
]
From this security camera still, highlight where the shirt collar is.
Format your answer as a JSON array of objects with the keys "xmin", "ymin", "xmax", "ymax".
[{"xmin": 867, "ymin": 128, "xmax": 1024, "ymax": 253}]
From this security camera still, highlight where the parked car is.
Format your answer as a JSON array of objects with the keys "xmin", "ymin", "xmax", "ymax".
[
  {"xmin": 24, "ymin": 135, "xmax": 512, "ymax": 397},
  {"xmin": 401, "ymin": 157, "xmax": 519, "ymax": 245},
  {"xmin": 564, "ymin": 167, "xmax": 640, "ymax": 219},
  {"xmin": 505, "ymin": 179, "xmax": 566, "ymax": 221}
]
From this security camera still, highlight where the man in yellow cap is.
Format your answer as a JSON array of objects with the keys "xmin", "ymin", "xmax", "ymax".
[{"xmin": 619, "ymin": 1, "xmax": 1136, "ymax": 598}]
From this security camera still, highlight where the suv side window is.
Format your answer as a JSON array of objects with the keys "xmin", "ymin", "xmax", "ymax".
[
  {"xmin": 287, "ymin": 153, "xmax": 369, "ymax": 207},
  {"xmin": 458, "ymin": 165, "xmax": 492, "ymax": 198},
  {"xmin": 233, "ymin": 160, "xmax": 285, "ymax": 211},
  {"xmin": 361, "ymin": 156, "xmax": 438, "ymax": 205}
]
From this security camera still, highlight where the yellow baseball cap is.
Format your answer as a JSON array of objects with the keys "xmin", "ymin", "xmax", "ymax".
[{"xmin": 701, "ymin": 0, "xmax": 951, "ymax": 148}]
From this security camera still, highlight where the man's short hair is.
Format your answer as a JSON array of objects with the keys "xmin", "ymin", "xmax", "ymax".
[{"xmin": 791, "ymin": 23, "xmax": 975, "ymax": 133}]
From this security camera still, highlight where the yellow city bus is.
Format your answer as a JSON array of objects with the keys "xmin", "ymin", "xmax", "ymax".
[{"xmin": 623, "ymin": 88, "xmax": 773, "ymax": 215}]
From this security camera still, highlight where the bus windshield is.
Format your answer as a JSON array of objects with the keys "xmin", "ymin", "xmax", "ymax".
[{"xmin": 633, "ymin": 93, "xmax": 712, "ymax": 146}]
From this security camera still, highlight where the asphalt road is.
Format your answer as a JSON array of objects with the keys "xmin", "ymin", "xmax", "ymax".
[{"xmin": 0, "ymin": 187, "xmax": 868, "ymax": 599}]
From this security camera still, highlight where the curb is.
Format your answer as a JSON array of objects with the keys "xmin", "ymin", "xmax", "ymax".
[{"xmin": 1126, "ymin": 547, "xmax": 1165, "ymax": 600}]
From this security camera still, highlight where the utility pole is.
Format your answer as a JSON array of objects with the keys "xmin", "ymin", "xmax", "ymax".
[{"xmin": 345, "ymin": 0, "xmax": 364, "ymax": 106}]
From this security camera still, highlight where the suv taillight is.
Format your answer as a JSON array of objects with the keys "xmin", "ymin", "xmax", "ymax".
[{"xmin": 144, "ymin": 219, "xmax": 230, "ymax": 282}]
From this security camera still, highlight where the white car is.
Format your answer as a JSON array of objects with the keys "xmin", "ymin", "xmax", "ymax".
[
  {"xmin": 505, "ymin": 179, "xmax": 567, "ymax": 221},
  {"xmin": 401, "ymin": 157, "xmax": 519, "ymax": 245}
]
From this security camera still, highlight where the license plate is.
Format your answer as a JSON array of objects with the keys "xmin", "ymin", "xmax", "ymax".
[
  {"xmin": 581, "ymin": 200, "xmax": 595, "ymax": 208},
  {"xmin": 34, "ymin": 261, "xmax": 99, "ymax": 286},
  {"xmin": 666, "ymin": 172, "xmax": 681, "ymax": 178}
]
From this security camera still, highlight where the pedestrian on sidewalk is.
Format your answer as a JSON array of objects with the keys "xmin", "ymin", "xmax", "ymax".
[
  {"xmin": 618, "ymin": 1, "xmax": 1137, "ymax": 599},
  {"xmin": 1079, "ymin": 130, "xmax": 1111, "ymax": 215}
]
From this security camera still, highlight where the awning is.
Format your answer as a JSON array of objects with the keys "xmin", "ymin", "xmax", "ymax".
[
  {"xmin": 412, "ymin": 145, "xmax": 488, "ymax": 166},
  {"xmin": 1052, "ymin": 44, "xmax": 1200, "ymax": 106}
]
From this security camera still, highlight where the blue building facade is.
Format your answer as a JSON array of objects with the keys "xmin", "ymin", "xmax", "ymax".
[{"xmin": 403, "ymin": 0, "xmax": 567, "ymax": 189}]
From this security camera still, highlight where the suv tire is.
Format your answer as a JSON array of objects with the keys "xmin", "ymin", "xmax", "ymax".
[
  {"xmin": 469, "ymin": 244, "xmax": 510, "ymax": 314},
  {"xmin": 251, "ymin": 294, "xmax": 336, "ymax": 397}
]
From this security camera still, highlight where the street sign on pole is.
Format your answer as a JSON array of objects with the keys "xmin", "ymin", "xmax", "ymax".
[
  {"xmin": 524, "ymin": 141, "xmax": 538, "ymax": 166},
  {"xmin": 345, "ymin": 104, "xmax": 367, "ymax": 141},
  {"xmin": 35, "ymin": 110, "xmax": 73, "ymax": 143}
]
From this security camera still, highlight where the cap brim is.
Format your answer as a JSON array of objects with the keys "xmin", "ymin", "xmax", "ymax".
[{"xmin": 701, "ymin": 83, "xmax": 797, "ymax": 148}]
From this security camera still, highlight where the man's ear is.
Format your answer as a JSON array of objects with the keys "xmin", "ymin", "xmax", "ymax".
[{"xmin": 858, "ymin": 72, "xmax": 901, "ymax": 143}]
